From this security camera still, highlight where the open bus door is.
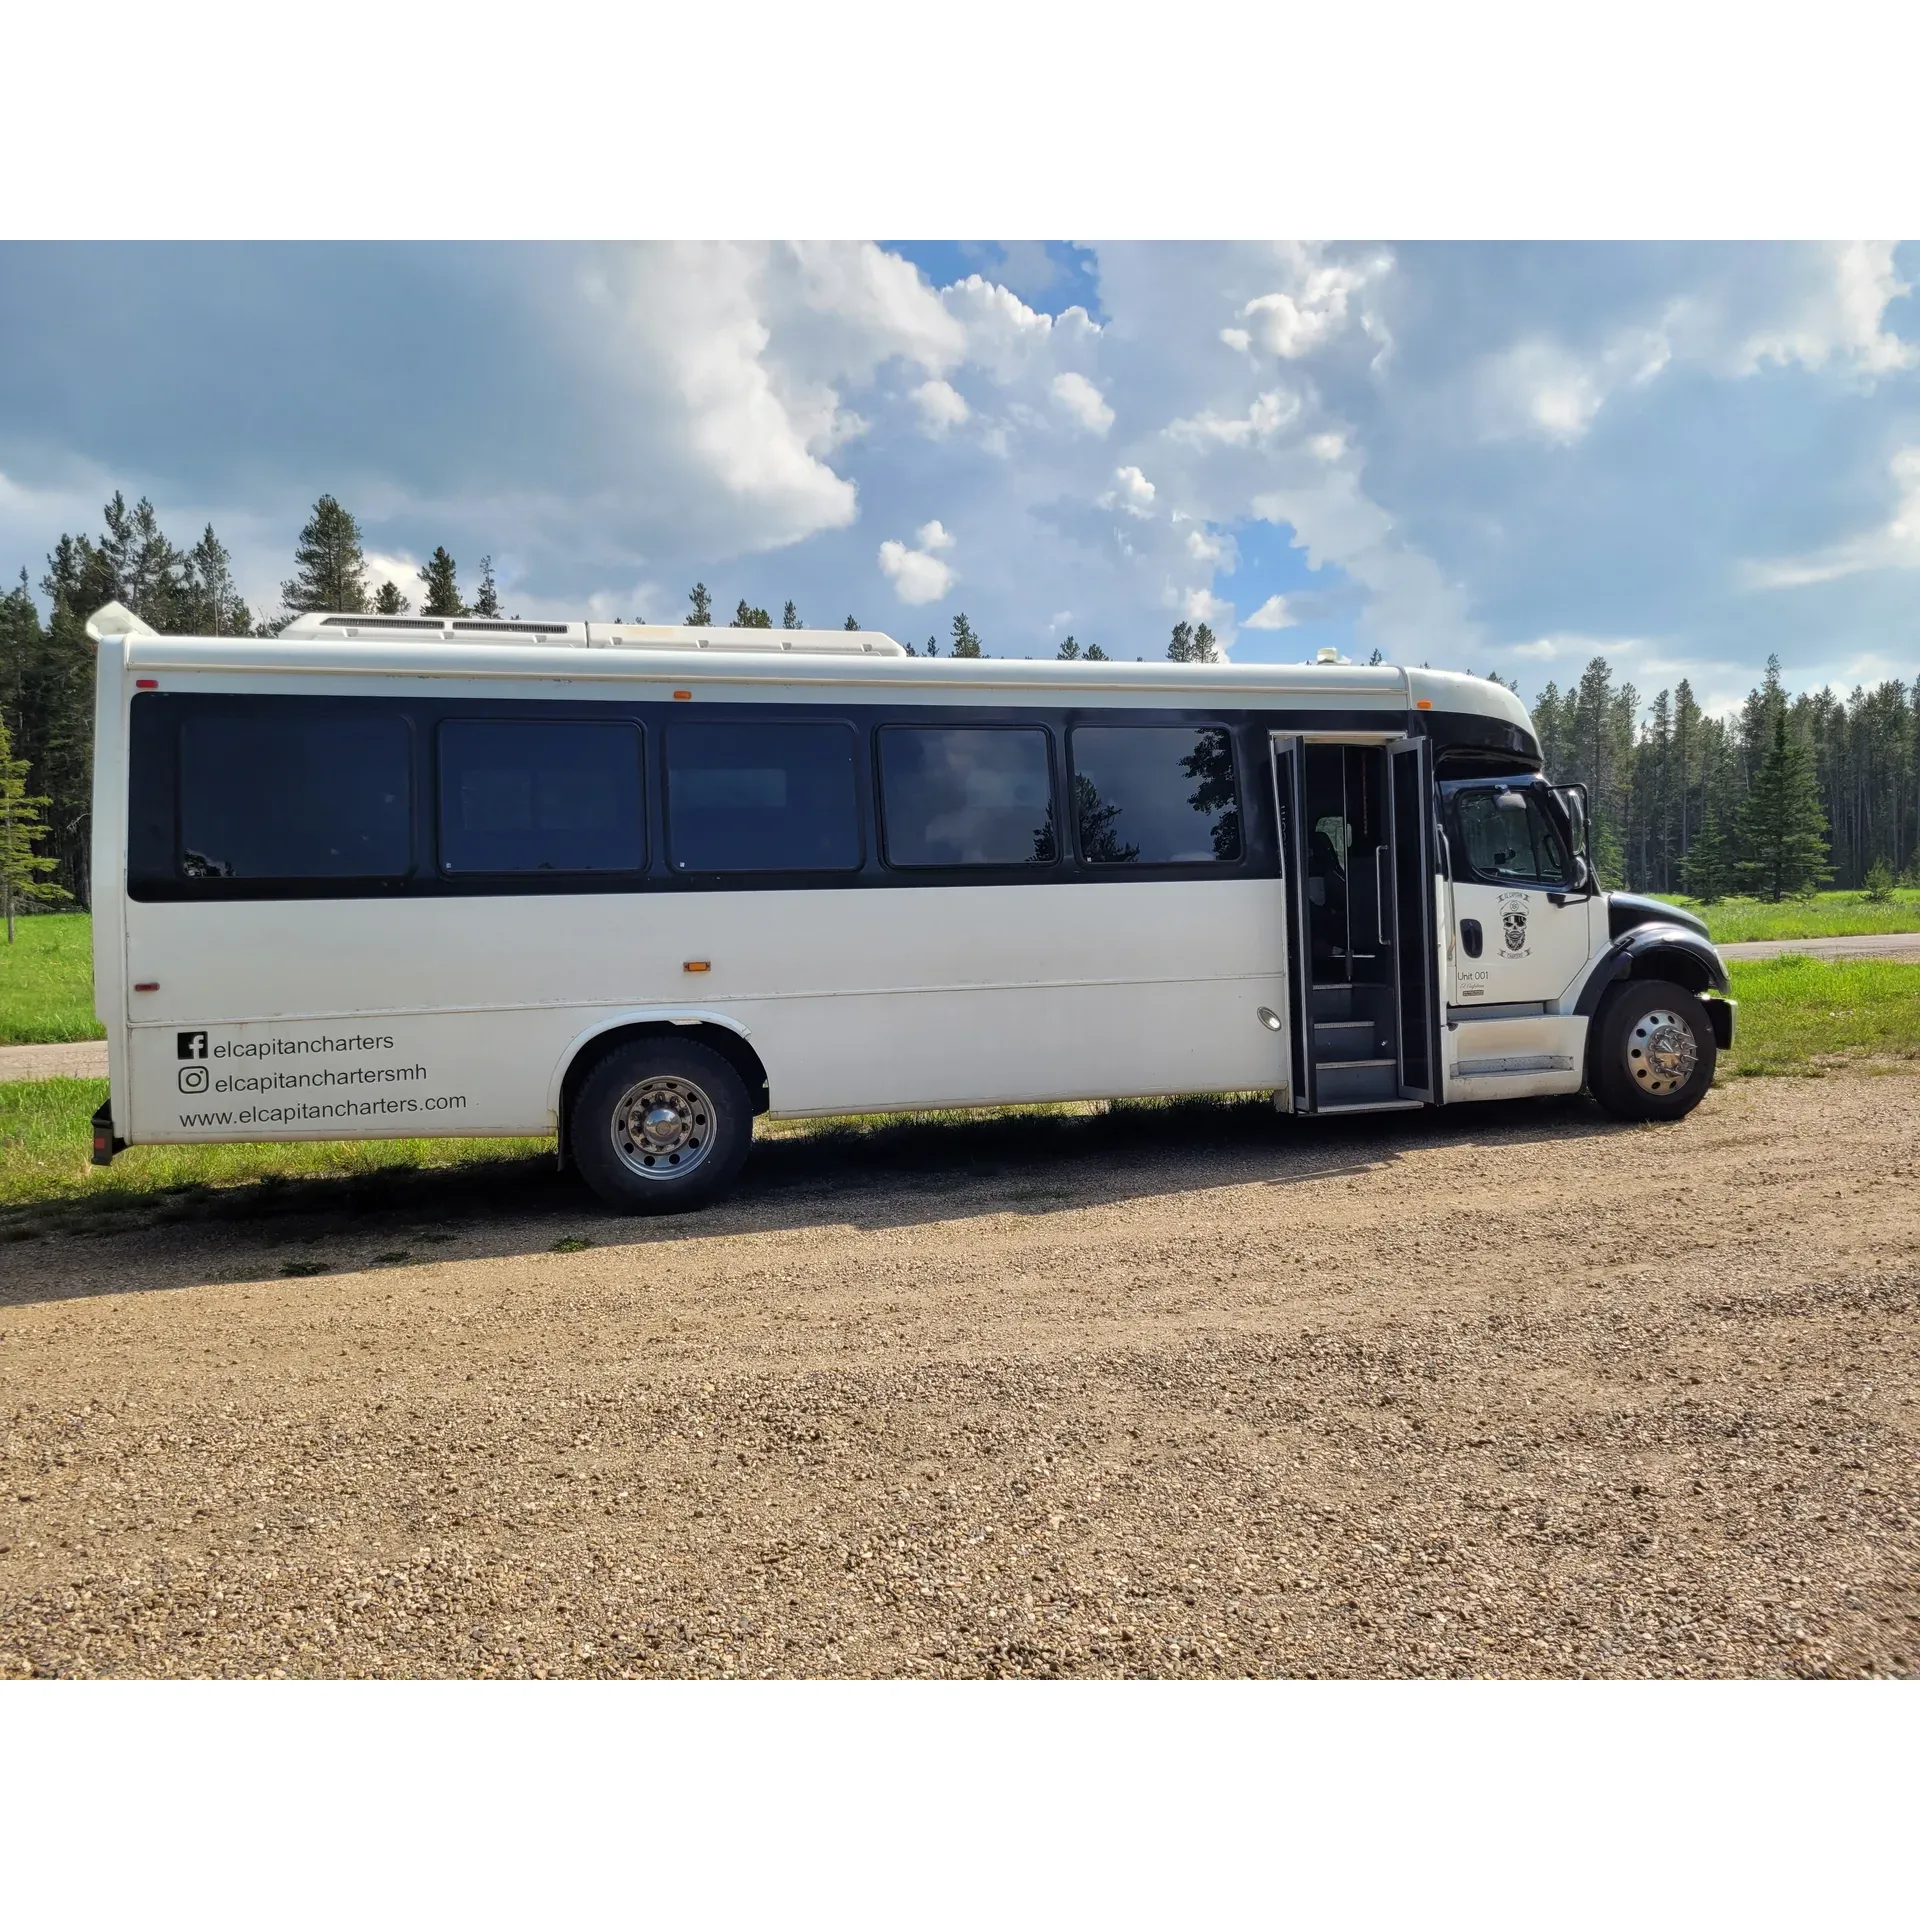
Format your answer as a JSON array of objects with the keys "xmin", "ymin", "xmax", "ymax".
[{"xmin": 1269, "ymin": 735, "xmax": 1311, "ymax": 1112}]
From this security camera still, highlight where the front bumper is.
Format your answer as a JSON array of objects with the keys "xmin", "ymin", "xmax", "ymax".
[{"xmin": 1706, "ymin": 998, "xmax": 1737, "ymax": 1050}]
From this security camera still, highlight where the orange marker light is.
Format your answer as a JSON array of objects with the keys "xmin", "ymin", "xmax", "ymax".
[
  {"xmin": 673, "ymin": 689, "xmax": 693, "ymax": 700},
  {"xmin": 683, "ymin": 960, "xmax": 711, "ymax": 973},
  {"xmin": 1415, "ymin": 698, "xmax": 1433, "ymax": 710}
]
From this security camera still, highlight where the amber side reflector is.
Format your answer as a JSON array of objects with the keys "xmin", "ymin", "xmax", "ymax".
[
  {"xmin": 136, "ymin": 679, "xmax": 158, "ymax": 689},
  {"xmin": 683, "ymin": 960, "xmax": 711, "ymax": 973},
  {"xmin": 673, "ymin": 689, "xmax": 693, "ymax": 700},
  {"xmin": 133, "ymin": 982, "xmax": 159, "ymax": 992},
  {"xmin": 1415, "ymin": 698, "xmax": 1433, "ymax": 710}
]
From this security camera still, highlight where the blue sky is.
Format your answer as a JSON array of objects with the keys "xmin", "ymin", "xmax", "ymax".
[{"xmin": 2, "ymin": 241, "xmax": 1916, "ymax": 711}]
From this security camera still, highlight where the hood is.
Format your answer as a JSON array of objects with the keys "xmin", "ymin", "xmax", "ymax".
[{"xmin": 1608, "ymin": 892, "xmax": 1710, "ymax": 940}]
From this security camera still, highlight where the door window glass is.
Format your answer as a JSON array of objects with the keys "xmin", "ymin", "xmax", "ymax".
[
  {"xmin": 878, "ymin": 726, "xmax": 1055, "ymax": 866},
  {"xmin": 665, "ymin": 722, "xmax": 861, "ymax": 871},
  {"xmin": 438, "ymin": 721, "xmax": 644, "ymax": 874},
  {"xmin": 1069, "ymin": 726, "xmax": 1240, "ymax": 865},
  {"xmin": 178, "ymin": 708, "xmax": 412, "ymax": 879},
  {"xmin": 1455, "ymin": 788, "xmax": 1568, "ymax": 885}
]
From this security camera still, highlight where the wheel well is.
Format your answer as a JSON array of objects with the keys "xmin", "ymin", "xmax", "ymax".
[
  {"xmin": 1626, "ymin": 948, "xmax": 1716, "ymax": 996},
  {"xmin": 557, "ymin": 1022, "xmax": 771, "ymax": 1167}
]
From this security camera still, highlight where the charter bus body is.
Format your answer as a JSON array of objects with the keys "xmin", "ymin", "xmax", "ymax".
[{"xmin": 84, "ymin": 602, "xmax": 1736, "ymax": 1212}]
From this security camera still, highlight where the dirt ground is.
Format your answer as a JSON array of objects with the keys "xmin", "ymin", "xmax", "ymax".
[{"xmin": 2, "ymin": 1072, "xmax": 1916, "ymax": 1680}]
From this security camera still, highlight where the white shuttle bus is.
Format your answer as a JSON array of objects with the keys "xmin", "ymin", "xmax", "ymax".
[{"xmin": 84, "ymin": 603, "xmax": 1735, "ymax": 1213}]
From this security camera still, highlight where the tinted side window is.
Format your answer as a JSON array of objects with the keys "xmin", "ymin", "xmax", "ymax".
[
  {"xmin": 878, "ymin": 726, "xmax": 1056, "ymax": 867},
  {"xmin": 438, "ymin": 721, "xmax": 644, "ymax": 874},
  {"xmin": 178, "ymin": 709, "xmax": 412, "ymax": 879},
  {"xmin": 1069, "ymin": 726, "xmax": 1241, "ymax": 865},
  {"xmin": 665, "ymin": 722, "xmax": 860, "ymax": 872},
  {"xmin": 1455, "ymin": 789, "xmax": 1567, "ymax": 886}
]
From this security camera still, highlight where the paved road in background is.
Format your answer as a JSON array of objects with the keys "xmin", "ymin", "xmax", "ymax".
[
  {"xmin": 0, "ymin": 1040, "xmax": 107, "ymax": 1082},
  {"xmin": 1, "ymin": 931, "xmax": 1916, "ymax": 1084},
  {"xmin": 1716, "ymin": 930, "xmax": 1920, "ymax": 962}
]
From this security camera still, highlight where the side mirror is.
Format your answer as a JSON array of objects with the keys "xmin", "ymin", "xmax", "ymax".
[{"xmin": 1571, "ymin": 852, "xmax": 1590, "ymax": 892}]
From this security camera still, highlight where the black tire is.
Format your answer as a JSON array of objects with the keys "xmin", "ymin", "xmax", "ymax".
[
  {"xmin": 1589, "ymin": 980, "xmax": 1717, "ymax": 1123},
  {"xmin": 570, "ymin": 1037, "xmax": 753, "ymax": 1214}
]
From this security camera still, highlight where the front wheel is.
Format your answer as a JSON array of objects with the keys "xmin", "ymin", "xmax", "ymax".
[
  {"xmin": 1589, "ymin": 980, "xmax": 1717, "ymax": 1123},
  {"xmin": 571, "ymin": 1037, "xmax": 753, "ymax": 1213}
]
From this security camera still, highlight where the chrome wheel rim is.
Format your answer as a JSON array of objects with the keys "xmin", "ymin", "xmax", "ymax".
[
  {"xmin": 1628, "ymin": 1008, "xmax": 1698, "ymax": 1097},
  {"xmin": 610, "ymin": 1075, "xmax": 716, "ymax": 1180}
]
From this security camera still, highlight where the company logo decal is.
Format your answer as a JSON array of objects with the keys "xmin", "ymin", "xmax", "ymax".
[
  {"xmin": 178, "ymin": 1065, "xmax": 209, "ymax": 1094},
  {"xmin": 1497, "ymin": 891, "xmax": 1531, "ymax": 958},
  {"xmin": 177, "ymin": 1030, "xmax": 209, "ymax": 1060}
]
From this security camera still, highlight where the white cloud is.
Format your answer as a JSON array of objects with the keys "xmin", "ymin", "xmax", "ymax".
[
  {"xmin": 577, "ymin": 240, "xmax": 967, "ymax": 556},
  {"xmin": 1101, "ymin": 465, "xmax": 1157, "ymax": 516},
  {"xmin": 1050, "ymin": 371, "xmax": 1114, "ymax": 435},
  {"xmin": 1234, "ymin": 246, "xmax": 1393, "ymax": 359},
  {"xmin": 1478, "ymin": 326, "xmax": 1673, "ymax": 446},
  {"xmin": 1178, "ymin": 586, "xmax": 1237, "ymax": 643},
  {"xmin": 878, "ymin": 522, "xmax": 958, "ymax": 604},
  {"xmin": 1219, "ymin": 327, "xmax": 1251, "ymax": 354},
  {"xmin": 1737, "ymin": 241, "xmax": 1919, "ymax": 379},
  {"xmin": 1249, "ymin": 463, "xmax": 1478, "ymax": 658},
  {"xmin": 1746, "ymin": 445, "xmax": 1920, "ymax": 588},
  {"xmin": 940, "ymin": 274, "xmax": 1101, "ymax": 384},
  {"xmin": 362, "ymin": 549, "xmax": 420, "ymax": 602},
  {"xmin": 1308, "ymin": 432, "xmax": 1347, "ymax": 462},
  {"xmin": 1186, "ymin": 527, "xmax": 1226, "ymax": 564},
  {"xmin": 1165, "ymin": 388, "xmax": 1302, "ymax": 447},
  {"xmin": 911, "ymin": 378, "xmax": 970, "ymax": 436},
  {"xmin": 1242, "ymin": 594, "xmax": 1297, "ymax": 630}
]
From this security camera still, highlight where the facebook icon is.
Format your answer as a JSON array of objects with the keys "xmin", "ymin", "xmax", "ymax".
[{"xmin": 177, "ymin": 1031, "xmax": 209, "ymax": 1061}]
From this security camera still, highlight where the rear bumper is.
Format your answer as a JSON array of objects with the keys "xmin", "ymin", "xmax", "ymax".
[{"xmin": 1706, "ymin": 998, "xmax": 1737, "ymax": 1050}]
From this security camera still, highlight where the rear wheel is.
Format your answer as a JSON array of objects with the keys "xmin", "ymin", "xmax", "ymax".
[
  {"xmin": 571, "ymin": 1038, "xmax": 752, "ymax": 1213},
  {"xmin": 1590, "ymin": 980, "xmax": 1717, "ymax": 1122}
]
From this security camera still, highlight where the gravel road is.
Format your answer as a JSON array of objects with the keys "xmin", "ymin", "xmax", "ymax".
[{"xmin": 3, "ymin": 1073, "xmax": 1916, "ymax": 1679}]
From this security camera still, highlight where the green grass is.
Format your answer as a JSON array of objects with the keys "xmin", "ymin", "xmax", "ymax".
[
  {"xmin": 0, "ymin": 913, "xmax": 103, "ymax": 1044},
  {"xmin": 0, "ymin": 1076, "xmax": 548, "ymax": 1222},
  {"xmin": 1658, "ymin": 888, "xmax": 1920, "ymax": 944},
  {"xmin": 1721, "ymin": 955, "xmax": 1920, "ymax": 1076}
]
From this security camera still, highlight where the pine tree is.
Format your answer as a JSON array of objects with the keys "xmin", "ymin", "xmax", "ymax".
[
  {"xmin": 1056, "ymin": 636, "xmax": 1082, "ymax": 660},
  {"xmin": 732, "ymin": 599, "xmax": 772, "ymax": 628},
  {"xmin": 0, "ymin": 714, "xmax": 69, "ymax": 940},
  {"xmin": 782, "ymin": 600, "xmax": 800, "ymax": 630},
  {"xmin": 924, "ymin": 635, "xmax": 939, "ymax": 657},
  {"xmin": 282, "ymin": 496, "xmax": 370, "ymax": 615},
  {"xmin": 1682, "ymin": 806, "xmax": 1735, "ymax": 903},
  {"xmin": 373, "ymin": 581, "xmax": 411, "ymax": 615},
  {"xmin": 844, "ymin": 615, "xmax": 860, "ymax": 631},
  {"xmin": 1084, "ymin": 642, "xmax": 1108, "ymax": 661},
  {"xmin": 1167, "ymin": 621, "xmax": 1194, "ymax": 662},
  {"xmin": 950, "ymin": 613, "xmax": 981, "ymax": 658},
  {"xmin": 41, "ymin": 533, "xmax": 116, "ymax": 625},
  {"xmin": 1368, "ymin": 648, "xmax": 1385, "ymax": 666},
  {"xmin": 686, "ymin": 583, "xmax": 713, "ymax": 626},
  {"xmin": 101, "ymin": 494, "xmax": 190, "ymax": 629},
  {"xmin": 418, "ymin": 547, "xmax": 465, "ymax": 617},
  {"xmin": 1737, "ymin": 709, "xmax": 1831, "ymax": 901},
  {"xmin": 183, "ymin": 524, "xmax": 252, "ymax": 636},
  {"xmin": 472, "ymin": 555, "xmax": 501, "ymax": 619},
  {"xmin": 23, "ymin": 555, "xmax": 100, "ymax": 904}
]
